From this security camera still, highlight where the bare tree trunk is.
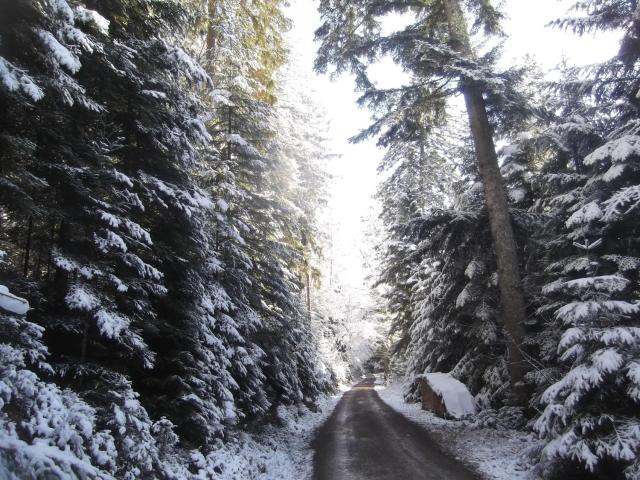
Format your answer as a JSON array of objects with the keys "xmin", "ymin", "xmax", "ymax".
[
  {"xmin": 443, "ymin": 0, "xmax": 526, "ymax": 392},
  {"xmin": 227, "ymin": 105, "xmax": 233, "ymax": 161},
  {"xmin": 81, "ymin": 319, "xmax": 89, "ymax": 363},
  {"xmin": 306, "ymin": 270, "xmax": 312, "ymax": 320},
  {"xmin": 23, "ymin": 216, "xmax": 33, "ymax": 277},
  {"xmin": 462, "ymin": 87, "xmax": 526, "ymax": 389},
  {"xmin": 206, "ymin": 0, "xmax": 220, "ymax": 76},
  {"xmin": 46, "ymin": 221, "xmax": 56, "ymax": 282},
  {"xmin": 384, "ymin": 342, "xmax": 391, "ymax": 384}
]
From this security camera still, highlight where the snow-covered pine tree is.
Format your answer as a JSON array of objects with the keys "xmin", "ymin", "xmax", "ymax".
[
  {"xmin": 0, "ymin": 284, "xmax": 119, "ymax": 478},
  {"xmin": 369, "ymin": 63, "xmax": 544, "ymax": 412},
  {"xmin": 226, "ymin": 83, "xmax": 327, "ymax": 409},
  {"xmin": 0, "ymin": 5, "xmax": 174, "ymax": 468},
  {"xmin": 375, "ymin": 124, "xmax": 459, "ymax": 373},
  {"xmin": 531, "ymin": 135, "xmax": 640, "ymax": 477},
  {"xmin": 527, "ymin": 3, "xmax": 640, "ymax": 476},
  {"xmin": 369, "ymin": 92, "xmax": 512, "ymax": 406},
  {"xmin": 0, "ymin": 0, "xmax": 237, "ymax": 454},
  {"xmin": 195, "ymin": 143, "xmax": 272, "ymax": 428},
  {"xmin": 315, "ymin": 0, "xmax": 535, "ymax": 391},
  {"xmin": 523, "ymin": 120, "xmax": 602, "ymax": 404},
  {"xmin": 534, "ymin": 205, "xmax": 640, "ymax": 478},
  {"xmin": 397, "ymin": 136, "xmax": 523, "ymax": 408},
  {"xmin": 270, "ymin": 65, "xmax": 337, "ymax": 395},
  {"xmin": 81, "ymin": 0, "xmax": 247, "ymax": 447},
  {"xmin": 1, "ymin": 0, "xmax": 335, "ymax": 474},
  {"xmin": 531, "ymin": 114, "xmax": 640, "ymax": 477},
  {"xmin": 196, "ymin": 0, "xmax": 333, "ymax": 416}
]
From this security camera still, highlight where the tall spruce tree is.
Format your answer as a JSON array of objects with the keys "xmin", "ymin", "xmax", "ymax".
[
  {"xmin": 196, "ymin": 0, "xmax": 334, "ymax": 413},
  {"xmin": 1, "ymin": 0, "xmax": 335, "ymax": 476},
  {"xmin": 315, "ymin": 0, "xmax": 532, "ymax": 391},
  {"xmin": 0, "ymin": 0, "xmax": 243, "ymax": 453},
  {"xmin": 527, "ymin": 2, "xmax": 640, "ymax": 476}
]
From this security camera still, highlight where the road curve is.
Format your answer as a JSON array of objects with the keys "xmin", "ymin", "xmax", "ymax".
[{"xmin": 312, "ymin": 378, "xmax": 479, "ymax": 480}]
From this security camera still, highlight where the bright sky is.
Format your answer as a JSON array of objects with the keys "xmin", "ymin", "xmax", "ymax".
[{"xmin": 285, "ymin": 0, "xmax": 620, "ymax": 295}]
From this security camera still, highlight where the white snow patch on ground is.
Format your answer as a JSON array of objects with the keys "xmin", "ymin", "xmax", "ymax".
[
  {"xmin": 205, "ymin": 392, "xmax": 341, "ymax": 479},
  {"xmin": 376, "ymin": 382, "xmax": 536, "ymax": 480}
]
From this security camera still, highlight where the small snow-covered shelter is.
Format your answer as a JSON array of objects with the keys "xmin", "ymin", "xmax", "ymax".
[
  {"xmin": 0, "ymin": 285, "xmax": 29, "ymax": 315},
  {"xmin": 418, "ymin": 372, "xmax": 476, "ymax": 419}
]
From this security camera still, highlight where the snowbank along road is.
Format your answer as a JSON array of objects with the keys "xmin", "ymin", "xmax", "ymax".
[{"xmin": 312, "ymin": 377, "xmax": 480, "ymax": 480}]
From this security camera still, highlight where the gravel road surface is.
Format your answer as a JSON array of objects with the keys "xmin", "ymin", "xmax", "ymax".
[{"xmin": 312, "ymin": 378, "xmax": 479, "ymax": 480}]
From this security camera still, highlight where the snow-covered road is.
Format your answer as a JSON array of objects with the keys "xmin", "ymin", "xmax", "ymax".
[{"xmin": 312, "ymin": 378, "xmax": 479, "ymax": 480}]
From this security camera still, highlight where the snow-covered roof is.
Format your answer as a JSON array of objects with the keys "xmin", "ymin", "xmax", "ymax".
[
  {"xmin": 419, "ymin": 372, "xmax": 476, "ymax": 419},
  {"xmin": 0, "ymin": 285, "xmax": 30, "ymax": 315}
]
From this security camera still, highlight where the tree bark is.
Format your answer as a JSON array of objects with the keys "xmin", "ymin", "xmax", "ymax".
[
  {"xmin": 463, "ymin": 87, "xmax": 526, "ymax": 389},
  {"xmin": 443, "ymin": 0, "xmax": 526, "ymax": 391},
  {"xmin": 306, "ymin": 270, "xmax": 312, "ymax": 320},
  {"xmin": 23, "ymin": 215, "xmax": 33, "ymax": 277},
  {"xmin": 206, "ymin": 0, "xmax": 220, "ymax": 76},
  {"xmin": 46, "ymin": 221, "xmax": 56, "ymax": 282}
]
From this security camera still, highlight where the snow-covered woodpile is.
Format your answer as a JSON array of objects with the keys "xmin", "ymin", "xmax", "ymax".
[
  {"xmin": 0, "ymin": 285, "xmax": 29, "ymax": 315},
  {"xmin": 418, "ymin": 373, "xmax": 476, "ymax": 419}
]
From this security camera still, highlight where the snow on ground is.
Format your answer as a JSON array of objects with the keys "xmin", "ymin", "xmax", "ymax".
[
  {"xmin": 205, "ymin": 390, "xmax": 343, "ymax": 479},
  {"xmin": 376, "ymin": 382, "xmax": 537, "ymax": 480}
]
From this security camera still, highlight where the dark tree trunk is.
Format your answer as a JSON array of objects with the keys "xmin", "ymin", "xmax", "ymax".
[
  {"xmin": 23, "ymin": 216, "xmax": 33, "ymax": 277},
  {"xmin": 443, "ymin": 0, "xmax": 526, "ymax": 391},
  {"xmin": 81, "ymin": 319, "xmax": 89, "ymax": 363},
  {"xmin": 46, "ymin": 221, "xmax": 56, "ymax": 282},
  {"xmin": 462, "ymin": 87, "xmax": 526, "ymax": 389}
]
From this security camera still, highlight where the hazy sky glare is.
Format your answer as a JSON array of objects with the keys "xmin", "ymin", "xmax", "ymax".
[{"xmin": 285, "ymin": 0, "xmax": 620, "ymax": 293}]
